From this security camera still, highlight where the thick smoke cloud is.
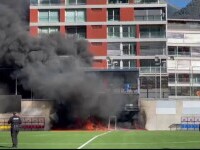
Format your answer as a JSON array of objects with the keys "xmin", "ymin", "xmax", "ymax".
[{"xmin": 0, "ymin": 1, "xmax": 126, "ymax": 126}]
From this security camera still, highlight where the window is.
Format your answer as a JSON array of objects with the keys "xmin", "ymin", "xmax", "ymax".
[
  {"xmin": 140, "ymin": 25, "xmax": 165, "ymax": 38},
  {"xmin": 68, "ymin": 0, "xmax": 86, "ymax": 5},
  {"xmin": 39, "ymin": 10, "xmax": 59, "ymax": 22},
  {"xmin": 122, "ymin": 26, "xmax": 136, "ymax": 38},
  {"xmin": 30, "ymin": 0, "xmax": 38, "ymax": 5},
  {"xmin": 108, "ymin": 26, "xmax": 120, "ymax": 38},
  {"xmin": 108, "ymin": 0, "xmax": 129, "ymax": 4},
  {"xmin": 66, "ymin": 26, "xmax": 86, "ymax": 38},
  {"xmin": 40, "ymin": 0, "xmax": 49, "ymax": 4},
  {"xmin": 122, "ymin": 43, "xmax": 136, "ymax": 55},
  {"xmin": 66, "ymin": 10, "xmax": 86, "ymax": 22},
  {"xmin": 39, "ymin": 27, "xmax": 59, "ymax": 34},
  {"xmin": 108, "ymin": 9, "xmax": 120, "ymax": 21},
  {"xmin": 135, "ymin": 8, "xmax": 164, "ymax": 21},
  {"xmin": 123, "ymin": 60, "xmax": 136, "ymax": 68},
  {"xmin": 107, "ymin": 43, "xmax": 121, "ymax": 56}
]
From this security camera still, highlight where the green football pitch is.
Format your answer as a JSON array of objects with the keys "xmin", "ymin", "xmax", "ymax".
[{"xmin": 0, "ymin": 130, "xmax": 200, "ymax": 149}]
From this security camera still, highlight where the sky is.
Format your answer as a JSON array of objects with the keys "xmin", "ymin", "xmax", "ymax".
[{"xmin": 167, "ymin": 0, "xmax": 192, "ymax": 8}]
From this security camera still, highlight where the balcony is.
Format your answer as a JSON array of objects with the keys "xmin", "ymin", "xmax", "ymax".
[
  {"xmin": 168, "ymin": 51, "xmax": 191, "ymax": 57},
  {"xmin": 108, "ymin": 0, "xmax": 129, "ymax": 4},
  {"xmin": 30, "ymin": 0, "xmax": 65, "ymax": 6},
  {"xmin": 140, "ymin": 32, "xmax": 165, "ymax": 38},
  {"xmin": 135, "ymin": 15, "xmax": 164, "ymax": 21},
  {"xmin": 168, "ymin": 23, "xmax": 200, "ymax": 31},
  {"xmin": 108, "ymin": 31, "xmax": 136, "ymax": 39},
  {"xmin": 140, "ymin": 48, "xmax": 166, "ymax": 56},
  {"xmin": 140, "ymin": 67, "xmax": 167, "ymax": 74},
  {"xmin": 67, "ymin": 33, "xmax": 86, "ymax": 39},
  {"xmin": 134, "ymin": 0, "xmax": 162, "ymax": 4}
]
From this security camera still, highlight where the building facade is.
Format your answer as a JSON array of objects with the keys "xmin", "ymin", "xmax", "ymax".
[
  {"xmin": 29, "ymin": 0, "xmax": 168, "ymax": 98},
  {"xmin": 167, "ymin": 19, "xmax": 200, "ymax": 99}
]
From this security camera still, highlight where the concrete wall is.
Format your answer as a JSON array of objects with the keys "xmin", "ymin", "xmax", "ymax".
[
  {"xmin": 0, "ymin": 100, "xmax": 54, "ymax": 130},
  {"xmin": 140, "ymin": 99, "xmax": 199, "ymax": 130}
]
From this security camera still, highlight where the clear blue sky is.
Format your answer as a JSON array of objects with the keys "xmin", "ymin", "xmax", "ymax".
[{"xmin": 167, "ymin": 0, "xmax": 191, "ymax": 8}]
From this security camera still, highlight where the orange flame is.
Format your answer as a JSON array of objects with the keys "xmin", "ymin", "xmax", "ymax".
[{"xmin": 84, "ymin": 117, "xmax": 107, "ymax": 131}]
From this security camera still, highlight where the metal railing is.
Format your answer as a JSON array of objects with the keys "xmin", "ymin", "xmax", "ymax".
[
  {"xmin": 168, "ymin": 52, "xmax": 191, "ymax": 57},
  {"xmin": 134, "ymin": 0, "xmax": 164, "ymax": 4},
  {"xmin": 140, "ymin": 67, "xmax": 167, "ymax": 74},
  {"xmin": 30, "ymin": 0, "xmax": 65, "ymax": 6},
  {"xmin": 135, "ymin": 15, "xmax": 164, "ymax": 21},
  {"xmin": 140, "ymin": 32, "xmax": 166, "ymax": 38}
]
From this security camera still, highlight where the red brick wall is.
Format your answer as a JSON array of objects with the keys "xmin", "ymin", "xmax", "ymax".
[
  {"xmin": 87, "ymin": 8, "xmax": 107, "ymax": 22},
  {"xmin": 30, "ymin": 26, "xmax": 38, "ymax": 36},
  {"xmin": 92, "ymin": 60, "xmax": 107, "ymax": 69},
  {"xmin": 60, "ymin": 9, "xmax": 65, "ymax": 22},
  {"xmin": 136, "ymin": 25, "xmax": 140, "ymax": 67},
  {"xmin": 87, "ymin": 0, "xmax": 107, "ymax": 5},
  {"xmin": 89, "ymin": 42, "xmax": 107, "ymax": 56},
  {"xmin": 87, "ymin": 25, "xmax": 107, "ymax": 39},
  {"xmin": 30, "ymin": 9, "xmax": 38, "ymax": 23},
  {"xmin": 120, "ymin": 8, "xmax": 134, "ymax": 21}
]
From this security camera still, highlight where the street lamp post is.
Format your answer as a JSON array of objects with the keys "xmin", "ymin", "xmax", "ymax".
[{"xmin": 106, "ymin": 56, "xmax": 118, "ymax": 69}]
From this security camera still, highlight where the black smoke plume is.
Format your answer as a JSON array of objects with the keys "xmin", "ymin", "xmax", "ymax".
[{"xmin": 0, "ymin": 1, "xmax": 128, "ymax": 128}]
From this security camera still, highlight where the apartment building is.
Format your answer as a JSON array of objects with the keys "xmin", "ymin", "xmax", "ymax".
[
  {"xmin": 29, "ymin": 0, "xmax": 168, "ymax": 98},
  {"xmin": 167, "ymin": 19, "xmax": 200, "ymax": 99}
]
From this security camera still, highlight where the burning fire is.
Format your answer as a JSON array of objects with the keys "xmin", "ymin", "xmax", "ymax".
[{"xmin": 84, "ymin": 117, "xmax": 107, "ymax": 130}]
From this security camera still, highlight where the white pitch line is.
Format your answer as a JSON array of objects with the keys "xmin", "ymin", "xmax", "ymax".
[{"xmin": 77, "ymin": 131, "xmax": 112, "ymax": 149}]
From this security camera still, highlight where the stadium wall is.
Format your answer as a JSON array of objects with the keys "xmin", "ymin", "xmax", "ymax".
[
  {"xmin": 0, "ymin": 100, "xmax": 54, "ymax": 130},
  {"xmin": 140, "ymin": 99, "xmax": 200, "ymax": 130}
]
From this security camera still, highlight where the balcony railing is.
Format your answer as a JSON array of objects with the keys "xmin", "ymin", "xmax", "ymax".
[
  {"xmin": 140, "ymin": 67, "xmax": 167, "ymax": 74},
  {"xmin": 134, "ymin": 0, "xmax": 163, "ymax": 4},
  {"xmin": 67, "ymin": 33, "xmax": 86, "ymax": 39},
  {"xmin": 140, "ymin": 32, "xmax": 165, "ymax": 38},
  {"xmin": 108, "ymin": 31, "xmax": 136, "ymax": 38},
  {"xmin": 168, "ymin": 24, "xmax": 200, "ymax": 31},
  {"xmin": 168, "ymin": 52, "xmax": 191, "ymax": 57},
  {"xmin": 30, "ymin": 0, "xmax": 65, "ymax": 6},
  {"xmin": 169, "ymin": 78, "xmax": 200, "ymax": 84},
  {"xmin": 140, "ymin": 48, "xmax": 166, "ymax": 56},
  {"xmin": 135, "ymin": 15, "xmax": 164, "ymax": 21},
  {"xmin": 108, "ymin": 0, "xmax": 129, "ymax": 4}
]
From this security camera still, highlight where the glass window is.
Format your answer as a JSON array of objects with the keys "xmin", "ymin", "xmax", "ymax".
[
  {"xmin": 168, "ymin": 46, "xmax": 177, "ymax": 55},
  {"xmin": 77, "ymin": 10, "xmax": 85, "ymax": 22},
  {"xmin": 66, "ymin": 26, "xmax": 86, "ymax": 38},
  {"xmin": 68, "ymin": 0, "xmax": 86, "ymax": 5},
  {"xmin": 39, "ymin": 10, "xmax": 59, "ymax": 22},
  {"xmin": 108, "ymin": 26, "xmax": 120, "ymax": 38},
  {"xmin": 40, "ymin": 0, "xmax": 49, "ymax": 5},
  {"xmin": 122, "ymin": 26, "xmax": 135, "ymax": 38},
  {"xmin": 50, "ymin": 0, "xmax": 60, "ymax": 4},
  {"xmin": 30, "ymin": 0, "xmax": 38, "ymax": 5},
  {"xmin": 50, "ymin": 10, "xmax": 59, "ymax": 22},
  {"xmin": 123, "ymin": 60, "xmax": 136, "ymax": 68},
  {"xmin": 66, "ymin": 10, "xmax": 75, "ymax": 22},
  {"xmin": 39, "ymin": 27, "xmax": 59, "ymax": 34},
  {"xmin": 122, "ymin": 43, "xmax": 136, "ymax": 55},
  {"xmin": 39, "ymin": 11, "xmax": 49, "ymax": 22},
  {"xmin": 66, "ymin": 10, "xmax": 85, "ymax": 22},
  {"xmin": 108, "ymin": 0, "xmax": 128, "ymax": 4},
  {"xmin": 108, "ymin": 9, "xmax": 120, "ymax": 21}
]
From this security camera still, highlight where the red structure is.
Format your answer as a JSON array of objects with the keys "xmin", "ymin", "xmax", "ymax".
[{"xmin": 29, "ymin": 0, "xmax": 167, "ymax": 70}]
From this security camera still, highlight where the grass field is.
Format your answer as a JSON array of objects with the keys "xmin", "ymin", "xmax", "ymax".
[{"xmin": 0, "ymin": 130, "xmax": 200, "ymax": 149}]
